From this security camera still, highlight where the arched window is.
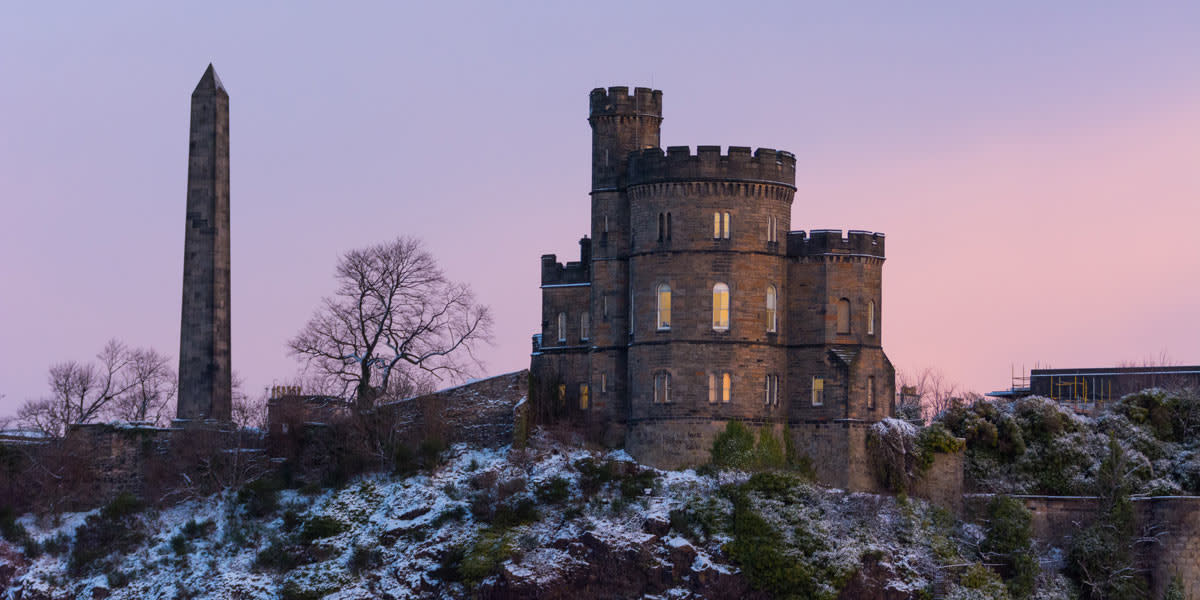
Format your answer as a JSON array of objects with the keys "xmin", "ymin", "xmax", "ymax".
[
  {"xmin": 557, "ymin": 312, "xmax": 566, "ymax": 342},
  {"xmin": 712, "ymin": 283, "xmax": 730, "ymax": 331},
  {"xmin": 867, "ymin": 300, "xmax": 876, "ymax": 336},
  {"xmin": 654, "ymin": 371, "xmax": 672, "ymax": 404},
  {"xmin": 580, "ymin": 312, "xmax": 590, "ymax": 341},
  {"xmin": 836, "ymin": 298, "xmax": 851, "ymax": 334},
  {"xmin": 766, "ymin": 285, "xmax": 778, "ymax": 333},
  {"xmin": 656, "ymin": 284, "xmax": 671, "ymax": 330}
]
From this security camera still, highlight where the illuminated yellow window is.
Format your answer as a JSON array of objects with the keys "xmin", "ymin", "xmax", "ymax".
[
  {"xmin": 557, "ymin": 384, "xmax": 566, "ymax": 404},
  {"xmin": 713, "ymin": 212, "xmax": 721, "ymax": 239},
  {"xmin": 657, "ymin": 284, "xmax": 671, "ymax": 330},
  {"xmin": 867, "ymin": 376, "xmax": 875, "ymax": 410},
  {"xmin": 580, "ymin": 384, "xmax": 589, "ymax": 410},
  {"xmin": 722, "ymin": 212, "xmax": 731, "ymax": 239},
  {"xmin": 713, "ymin": 283, "xmax": 730, "ymax": 331},
  {"xmin": 722, "ymin": 373, "xmax": 732, "ymax": 403},
  {"xmin": 708, "ymin": 373, "xmax": 717, "ymax": 403},
  {"xmin": 812, "ymin": 377, "xmax": 824, "ymax": 406}
]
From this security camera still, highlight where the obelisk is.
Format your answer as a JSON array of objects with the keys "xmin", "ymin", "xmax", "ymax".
[{"xmin": 177, "ymin": 64, "xmax": 232, "ymax": 423}]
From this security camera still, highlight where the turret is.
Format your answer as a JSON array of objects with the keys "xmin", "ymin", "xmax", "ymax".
[{"xmin": 589, "ymin": 86, "xmax": 662, "ymax": 191}]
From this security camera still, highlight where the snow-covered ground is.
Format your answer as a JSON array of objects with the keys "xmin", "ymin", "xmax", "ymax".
[{"xmin": 0, "ymin": 431, "xmax": 1069, "ymax": 599}]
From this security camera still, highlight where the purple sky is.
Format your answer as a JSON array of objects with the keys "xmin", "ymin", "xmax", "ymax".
[{"xmin": 2, "ymin": 3, "xmax": 1199, "ymax": 415}]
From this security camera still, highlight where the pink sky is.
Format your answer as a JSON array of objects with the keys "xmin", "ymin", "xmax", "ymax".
[{"xmin": 1, "ymin": 3, "xmax": 1198, "ymax": 415}]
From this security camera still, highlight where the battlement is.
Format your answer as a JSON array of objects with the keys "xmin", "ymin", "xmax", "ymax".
[
  {"xmin": 589, "ymin": 86, "xmax": 663, "ymax": 117},
  {"xmin": 540, "ymin": 237, "xmax": 592, "ymax": 286},
  {"xmin": 626, "ymin": 146, "xmax": 796, "ymax": 188},
  {"xmin": 787, "ymin": 229, "xmax": 885, "ymax": 258}
]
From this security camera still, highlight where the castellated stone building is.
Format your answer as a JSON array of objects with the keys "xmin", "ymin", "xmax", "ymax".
[{"xmin": 531, "ymin": 86, "xmax": 895, "ymax": 486}]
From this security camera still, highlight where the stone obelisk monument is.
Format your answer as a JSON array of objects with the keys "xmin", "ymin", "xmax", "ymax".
[{"xmin": 177, "ymin": 64, "xmax": 232, "ymax": 423}]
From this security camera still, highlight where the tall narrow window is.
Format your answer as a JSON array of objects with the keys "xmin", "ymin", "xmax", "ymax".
[
  {"xmin": 580, "ymin": 384, "xmax": 589, "ymax": 410},
  {"xmin": 654, "ymin": 372, "xmax": 672, "ymax": 404},
  {"xmin": 722, "ymin": 373, "xmax": 732, "ymax": 403},
  {"xmin": 713, "ymin": 212, "xmax": 721, "ymax": 239},
  {"xmin": 601, "ymin": 215, "xmax": 609, "ymax": 246},
  {"xmin": 868, "ymin": 301, "xmax": 876, "ymax": 336},
  {"xmin": 557, "ymin": 312, "xmax": 566, "ymax": 342},
  {"xmin": 767, "ymin": 216, "xmax": 777, "ymax": 243},
  {"xmin": 722, "ymin": 212, "xmax": 731, "ymax": 239},
  {"xmin": 867, "ymin": 376, "xmax": 876, "ymax": 410},
  {"xmin": 666, "ymin": 212, "xmax": 672, "ymax": 240},
  {"xmin": 764, "ymin": 375, "xmax": 778, "ymax": 406},
  {"xmin": 602, "ymin": 295, "xmax": 609, "ymax": 319},
  {"xmin": 812, "ymin": 377, "xmax": 825, "ymax": 406},
  {"xmin": 557, "ymin": 384, "xmax": 566, "ymax": 405},
  {"xmin": 580, "ymin": 313, "xmax": 590, "ymax": 341},
  {"xmin": 629, "ymin": 288, "xmax": 634, "ymax": 334},
  {"xmin": 766, "ymin": 285, "xmax": 778, "ymax": 333},
  {"xmin": 836, "ymin": 299, "xmax": 851, "ymax": 334},
  {"xmin": 601, "ymin": 372, "xmax": 607, "ymax": 393},
  {"xmin": 708, "ymin": 373, "xmax": 717, "ymax": 404},
  {"xmin": 656, "ymin": 284, "xmax": 671, "ymax": 330},
  {"xmin": 712, "ymin": 283, "xmax": 730, "ymax": 331},
  {"xmin": 657, "ymin": 213, "xmax": 665, "ymax": 242}
]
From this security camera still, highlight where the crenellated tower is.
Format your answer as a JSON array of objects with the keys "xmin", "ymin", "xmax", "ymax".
[{"xmin": 530, "ymin": 85, "xmax": 894, "ymax": 485}]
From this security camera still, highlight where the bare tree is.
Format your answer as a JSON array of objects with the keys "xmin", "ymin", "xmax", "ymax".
[
  {"xmin": 896, "ymin": 366, "xmax": 974, "ymax": 423},
  {"xmin": 289, "ymin": 237, "xmax": 493, "ymax": 409},
  {"xmin": 107, "ymin": 347, "xmax": 176, "ymax": 425},
  {"xmin": 17, "ymin": 339, "xmax": 177, "ymax": 436},
  {"xmin": 231, "ymin": 371, "xmax": 267, "ymax": 430}
]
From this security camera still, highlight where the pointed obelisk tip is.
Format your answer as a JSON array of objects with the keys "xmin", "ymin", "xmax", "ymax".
[{"xmin": 193, "ymin": 63, "xmax": 227, "ymax": 95}]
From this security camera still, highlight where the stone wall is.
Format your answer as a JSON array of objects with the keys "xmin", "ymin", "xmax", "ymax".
[
  {"xmin": 963, "ymin": 494, "xmax": 1200, "ymax": 594},
  {"xmin": 909, "ymin": 450, "xmax": 964, "ymax": 513},
  {"xmin": 379, "ymin": 370, "xmax": 528, "ymax": 449}
]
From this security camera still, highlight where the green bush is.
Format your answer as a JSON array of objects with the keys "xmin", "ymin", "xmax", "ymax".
[
  {"xmin": 1067, "ymin": 435, "xmax": 1145, "ymax": 600},
  {"xmin": 710, "ymin": 421, "xmax": 757, "ymax": 470},
  {"xmin": 491, "ymin": 496, "xmax": 539, "ymax": 528},
  {"xmin": 981, "ymin": 496, "xmax": 1037, "ymax": 599},
  {"xmin": 916, "ymin": 423, "xmax": 965, "ymax": 471},
  {"xmin": 182, "ymin": 518, "xmax": 216, "ymax": 539},
  {"xmin": 574, "ymin": 458, "xmax": 616, "ymax": 496},
  {"xmin": 618, "ymin": 469, "xmax": 658, "ymax": 499},
  {"xmin": 254, "ymin": 539, "xmax": 306, "ymax": 572},
  {"xmin": 170, "ymin": 533, "xmax": 193, "ymax": 556},
  {"xmin": 70, "ymin": 493, "xmax": 146, "ymax": 574},
  {"xmin": 299, "ymin": 516, "xmax": 348, "ymax": 543},
  {"xmin": 237, "ymin": 477, "xmax": 282, "ymax": 518},
  {"xmin": 535, "ymin": 477, "xmax": 571, "ymax": 504},
  {"xmin": 460, "ymin": 528, "xmax": 514, "ymax": 587}
]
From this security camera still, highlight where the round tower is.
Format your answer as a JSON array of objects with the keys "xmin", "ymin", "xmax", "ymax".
[{"xmin": 623, "ymin": 145, "xmax": 797, "ymax": 468}]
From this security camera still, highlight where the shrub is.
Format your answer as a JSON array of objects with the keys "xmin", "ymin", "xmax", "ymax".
[
  {"xmin": 170, "ymin": 533, "xmax": 193, "ymax": 556},
  {"xmin": 618, "ymin": 469, "xmax": 658, "ymax": 499},
  {"xmin": 460, "ymin": 528, "xmax": 514, "ymax": 587},
  {"xmin": 419, "ymin": 438, "xmax": 447, "ymax": 468},
  {"xmin": 866, "ymin": 419, "xmax": 921, "ymax": 492},
  {"xmin": 535, "ymin": 477, "xmax": 571, "ymax": 504},
  {"xmin": 254, "ymin": 539, "xmax": 306, "ymax": 572},
  {"xmin": 237, "ymin": 477, "xmax": 282, "ymax": 518},
  {"xmin": 299, "ymin": 516, "xmax": 348, "ymax": 543},
  {"xmin": 916, "ymin": 423, "xmax": 965, "ymax": 470},
  {"xmin": 1067, "ymin": 435, "xmax": 1145, "ymax": 600},
  {"xmin": 981, "ymin": 496, "xmax": 1037, "ymax": 599},
  {"xmin": 348, "ymin": 544, "xmax": 383, "ymax": 574},
  {"xmin": 491, "ymin": 495, "xmax": 539, "ymax": 528},
  {"xmin": 0, "ymin": 506, "xmax": 28, "ymax": 544},
  {"xmin": 182, "ymin": 518, "xmax": 216, "ymax": 539},
  {"xmin": 710, "ymin": 421, "xmax": 757, "ymax": 470},
  {"xmin": 574, "ymin": 458, "xmax": 616, "ymax": 496},
  {"xmin": 69, "ymin": 493, "xmax": 147, "ymax": 574},
  {"xmin": 432, "ymin": 505, "xmax": 468, "ymax": 527}
]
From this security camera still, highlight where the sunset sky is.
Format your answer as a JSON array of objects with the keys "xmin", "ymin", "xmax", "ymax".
[{"xmin": 1, "ymin": 2, "xmax": 1198, "ymax": 415}]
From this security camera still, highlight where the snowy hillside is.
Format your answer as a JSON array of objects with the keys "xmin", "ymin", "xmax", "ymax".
[{"xmin": 0, "ymin": 432, "xmax": 1071, "ymax": 599}]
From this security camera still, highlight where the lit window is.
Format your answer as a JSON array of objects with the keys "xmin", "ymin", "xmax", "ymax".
[
  {"xmin": 868, "ymin": 301, "xmax": 876, "ymax": 336},
  {"xmin": 836, "ymin": 299, "xmax": 851, "ymax": 334},
  {"xmin": 812, "ymin": 377, "xmax": 824, "ymax": 406},
  {"xmin": 557, "ymin": 384, "xmax": 566, "ymax": 404},
  {"xmin": 766, "ymin": 285, "xmax": 777, "ymax": 333},
  {"xmin": 722, "ymin": 373, "xmax": 732, "ymax": 403},
  {"xmin": 557, "ymin": 312, "xmax": 566, "ymax": 342},
  {"xmin": 712, "ymin": 283, "xmax": 730, "ymax": 331},
  {"xmin": 867, "ymin": 376, "xmax": 875, "ymax": 410},
  {"xmin": 580, "ymin": 384, "xmax": 589, "ymax": 410},
  {"xmin": 581, "ymin": 313, "xmax": 590, "ymax": 341},
  {"xmin": 657, "ymin": 284, "xmax": 671, "ymax": 330},
  {"xmin": 713, "ymin": 212, "xmax": 721, "ymax": 239},
  {"xmin": 722, "ymin": 212, "xmax": 731, "ymax": 239},
  {"xmin": 708, "ymin": 373, "xmax": 717, "ymax": 404},
  {"xmin": 654, "ymin": 371, "xmax": 672, "ymax": 404}
]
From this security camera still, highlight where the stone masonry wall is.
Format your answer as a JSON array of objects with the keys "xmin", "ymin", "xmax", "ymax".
[{"xmin": 381, "ymin": 370, "xmax": 528, "ymax": 449}]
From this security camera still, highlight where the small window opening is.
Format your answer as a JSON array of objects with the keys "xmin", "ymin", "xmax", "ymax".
[{"xmin": 812, "ymin": 377, "xmax": 824, "ymax": 406}]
